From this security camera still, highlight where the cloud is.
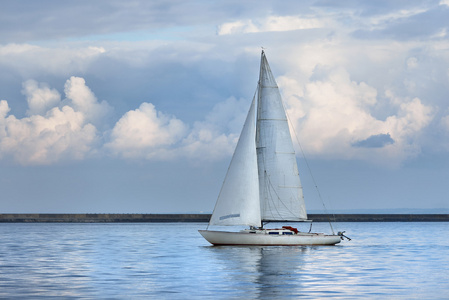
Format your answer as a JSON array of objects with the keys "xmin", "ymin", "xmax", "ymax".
[
  {"xmin": 0, "ymin": 76, "xmax": 249, "ymax": 165},
  {"xmin": 352, "ymin": 5, "xmax": 449, "ymax": 40},
  {"xmin": 179, "ymin": 128, "xmax": 238, "ymax": 162},
  {"xmin": 106, "ymin": 102, "xmax": 187, "ymax": 159},
  {"xmin": 279, "ymin": 67, "xmax": 434, "ymax": 165},
  {"xmin": 0, "ymin": 44, "xmax": 106, "ymax": 77},
  {"xmin": 178, "ymin": 97, "xmax": 248, "ymax": 161},
  {"xmin": 105, "ymin": 96, "xmax": 248, "ymax": 162},
  {"xmin": 283, "ymin": 67, "xmax": 378, "ymax": 153},
  {"xmin": 22, "ymin": 80, "xmax": 61, "ymax": 116},
  {"xmin": 0, "ymin": 101, "xmax": 97, "ymax": 165},
  {"xmin": 0, "ymin": 77, "xmax": 109, "ymax": 165},
  {"xmin": 352, "ymin": 133, "xmax": 394, "ymax": 148},
  {"xmin": 218, "ymin": 15, "xmax": 328, "ymax": 35},
  {"xmin": 63, "ymin": 76, "xmax": 113, "ymax": 128}
]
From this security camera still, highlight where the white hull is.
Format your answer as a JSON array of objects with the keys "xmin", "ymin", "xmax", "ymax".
[{"xmin": 199, "ymin": 229, "xmax": 341, "ymax": 246}]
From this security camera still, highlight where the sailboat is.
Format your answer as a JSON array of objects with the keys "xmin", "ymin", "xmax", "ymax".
[{"xmin": 199, "ymin": 51, "xmax": 344, "ymax": 246}]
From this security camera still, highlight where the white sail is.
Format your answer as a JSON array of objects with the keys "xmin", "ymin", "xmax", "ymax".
[
  {"xmin": 208, "ymin": 98, "xmax": 261, "ymax": 227},
  {"xmin": 256, "ymin": 51, "xmax": 307, "ymax": 221}
]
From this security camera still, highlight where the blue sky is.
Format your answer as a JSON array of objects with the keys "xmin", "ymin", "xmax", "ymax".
[{"xmin": 1, "ymin": 0, "xmax": 448, "ymax": 213}]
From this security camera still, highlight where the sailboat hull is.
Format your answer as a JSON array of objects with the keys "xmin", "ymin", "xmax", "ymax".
[{"xmin": 199, "ymin": 230, "xmax": 341, "ymax": 246}]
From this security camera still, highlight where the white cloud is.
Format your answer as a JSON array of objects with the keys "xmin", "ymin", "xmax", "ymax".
[
  {"xmin": 1, "ymin": 76, "xmax": 249, "ymax": 164},
  {"xmin": 292, "ymin": 68, "xmax": 378, "ymax": 154},
  {"xmin": 380, "ymin": 96, "xmax": 434, "ymax": 161},
  {"xmin": 105, "ymin": 97, "xmax": 248, "ymax": 162},
  {"xmin": 64, "ymin": 76, "xmax": 112, "ymax": 127},
  {"xmin": 0, "ymin": 77, "xmax": 112, "ymax": 165},
  {"xmin": 440, "ymin": 0, "xmax": 449, "ymax": 7},
  {"xmin": 178, "ymin": 97, "xmax": 248, "ymax": 161},
  {"xmin": 0, "ymin": 102, "xmax": 97, "ymax": 165},
  {"xmin": 217, "ymin": 20, "xmax": 258, "ymax": 36},
  {"xmin": 279, "ymin": 67, "xmax": 434, "ymax": 165},
  {"xmin": 22, "ymin": 80, "xmax": 61, "ymax": 116},
  {"xmin": 180, "ymin": 128, "xmax": 238, "ymax": 162},
  {"xmin": 106, "ymin": 102, "xmax": 187, "ymax": 159},
  {"xmin": 218, "ymin": 15, "xmax": 327, "ymax": 35}
]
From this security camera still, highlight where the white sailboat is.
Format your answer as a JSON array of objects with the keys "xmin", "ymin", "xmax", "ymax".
[{"xmin": 199, "ymin": 51, "xmax": 345, "ymax": 246}]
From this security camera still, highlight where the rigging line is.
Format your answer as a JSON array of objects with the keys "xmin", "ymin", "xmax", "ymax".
[{"xmin": 282, "ymin": 101, "xmax": 336, "ymax": 234}]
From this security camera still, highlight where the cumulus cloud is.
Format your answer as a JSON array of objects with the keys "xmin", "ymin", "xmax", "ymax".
[
  {"xmin": 179, "ymin": 127, "xmax": 237, "ymax": 162},
  {"xmin": 105, "ymin": 96, "xmax": 249, "ymax": 162},
  {"xmin": 178, "ymin": 97, "xmax": 248, "ymax": 161},
  {"xmin": 22, "ymin": 80, "xmax": 61, "ymax": 116},
  {"xmin": 64, "ymin": 76, "xmax": 112, "ymax": 127},
  {"xmin": 279, "ymin": 67, "xmax": 434, "ymax": 165},
  {"xmin": 283, "ymin": 67, "xmax": 378, "ymax": 153},
  {"xmin": 0, "ymin": 77, "xmax": 110, "ymax": 165},
  {"xmin": 0, "ymin": 76, "xmax": 249, "ymax": 165},
  {"xmin": 0, "ymin": 101, "xmax": 97, "ymax": 165},
  {"xmin": 106, "ymin": 102, "xmax": 187, "ymax": 159}
]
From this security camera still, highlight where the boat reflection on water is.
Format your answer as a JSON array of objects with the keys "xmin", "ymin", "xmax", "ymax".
[{"xmin": 205, "ymin": 245, "xmax": 310, "ymax": 299}]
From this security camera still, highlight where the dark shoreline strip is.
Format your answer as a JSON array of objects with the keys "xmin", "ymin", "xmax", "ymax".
[{"xmin": 0, "ymin": 214, "xmax": 448, "ymax": 223}]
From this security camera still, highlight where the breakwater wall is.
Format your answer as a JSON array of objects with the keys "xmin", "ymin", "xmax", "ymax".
[{"xmin": 0, "ymin": 213, "xmax": 448, "ymax": 223}]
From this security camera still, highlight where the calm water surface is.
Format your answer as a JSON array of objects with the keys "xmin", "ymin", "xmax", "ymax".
[{"xmin": 0, "ymin": 222, "xmax": 448, "ymax": 299}]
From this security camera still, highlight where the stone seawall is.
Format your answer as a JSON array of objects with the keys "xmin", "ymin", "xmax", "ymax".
[{"xmin": 0, "ymin": 213, "xmax": 448, "ymax": 222}]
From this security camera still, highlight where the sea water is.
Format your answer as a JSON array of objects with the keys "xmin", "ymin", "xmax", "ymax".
[{"xmin": 0, "ymin": 222, "xmax": 448, "ymax": 299}]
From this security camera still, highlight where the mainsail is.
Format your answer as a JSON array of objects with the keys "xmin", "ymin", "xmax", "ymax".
[{"xmin": 256, "ymin": 51, "xmax": 307, "ymax": 221}]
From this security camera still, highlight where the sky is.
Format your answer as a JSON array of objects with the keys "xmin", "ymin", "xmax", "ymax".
[{"xmin": 1, "ymin": 0, "xmax": 449, "ymax": 213}]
